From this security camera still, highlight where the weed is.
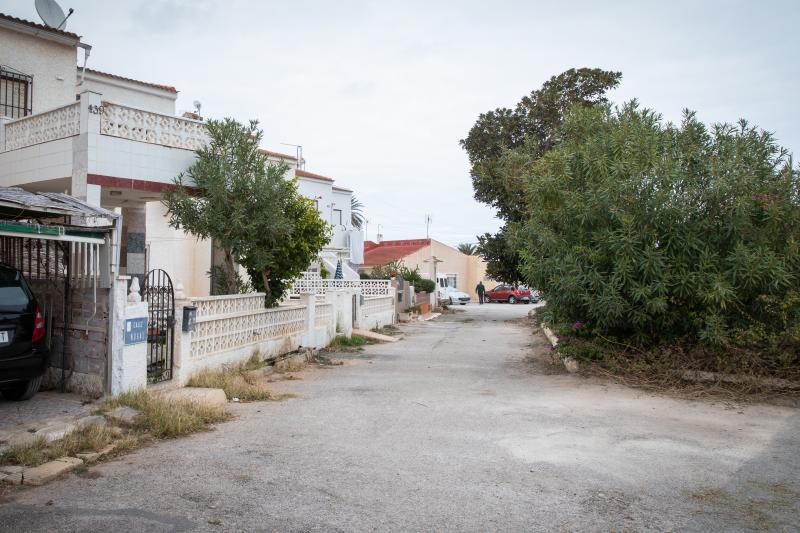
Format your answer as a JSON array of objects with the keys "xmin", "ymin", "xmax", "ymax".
[
  {"xmin": 328, "ymin": 335, "xmax": 371, "ymax": 350},
  {"xmin": 1, "ymin": 424, "xmax": 122, "ymax": 467},
  {"xmin": 103, "ymin": 390, "xmax": 231, "ymax": 438},
  {"xmin": 187, "ymin": 362, "xmax": 272, "ymax": 402}
]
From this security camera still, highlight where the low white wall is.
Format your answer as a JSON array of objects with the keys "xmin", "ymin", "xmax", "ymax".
[
  {"xmin": 358, "ymin": 295, "xmax": 396, "ymax": 330},
  {"xmin": 171, "ymin": 292, "xmax": 346, "ymax": 385}
]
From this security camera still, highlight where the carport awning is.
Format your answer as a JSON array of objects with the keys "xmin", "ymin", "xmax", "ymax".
[
  {"xmin": 0, "ymin": 187, "xmax": 117, "ymax": 244},
  {"xmin": 0, "ymin": 187, "xmax": 118, "ymax": 220}
]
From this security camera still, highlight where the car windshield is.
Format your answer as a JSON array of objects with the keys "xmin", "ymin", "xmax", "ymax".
[{"xmin": 0, "ymin": 267, "xmax": 32, "ymax": 312}]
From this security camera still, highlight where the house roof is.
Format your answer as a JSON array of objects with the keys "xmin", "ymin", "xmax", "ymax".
[
  {"xmin": 295, "ymin": 169, "xmax": 334, "ymax": 183},
  {"xmin": 362, "ymin": 239, "xmax": 431, "ymax": 267},
  {"xmin": 83, "ymin": 68, "xmax": 178, "ymax": 94},
  {"xmin": 0, "ymin": 12, "xmax": 81, "ymax": 40},
  {"xmin": 332, "ymin": 185, "xmax": 353, "ymax": 193},
  {"xmin": 258, "ymin": 148, "xmax": 298, "ymax": 160}
]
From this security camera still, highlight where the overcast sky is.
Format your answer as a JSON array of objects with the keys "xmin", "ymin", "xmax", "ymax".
[{"xmin": 9, "ymin": 0, "xmax": 800, "ymax": 246}]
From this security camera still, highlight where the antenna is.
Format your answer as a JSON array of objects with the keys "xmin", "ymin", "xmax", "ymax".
[
  {"xmin": 192, "ymin": 100, "xmax": 202, "ymax": 115},
  {"xmin": 280, "ymin": 143, "xmax": 305, "ymax": 169},
  {"xmin": 36, "ymin": 0, "xmax": 73, "ymax": 30},
  {"xmin": 425, "ymin": 214, "xmax": 432, "ymax": 239}
]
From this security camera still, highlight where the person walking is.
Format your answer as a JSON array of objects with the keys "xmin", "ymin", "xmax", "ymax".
[{"xmin": 476, "ymin": 281, "xmax": 486, "ymax": 304}]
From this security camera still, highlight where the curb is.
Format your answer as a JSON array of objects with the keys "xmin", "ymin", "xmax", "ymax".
[{"xmin": 540, "ymin": 322, "xmax": 579, "ymax": 373}]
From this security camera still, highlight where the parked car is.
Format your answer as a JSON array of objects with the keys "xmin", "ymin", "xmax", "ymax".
[
  {"xmin": 485, "ymin": 284, "xmax": 532, "ymax": 304},
  {"xmin": 442, "ymin": 287, "xmax": 471, "ymax": 306},
  {"xmin": 0, "ymin": 264, "xmax": 48, "ymax": 401}
]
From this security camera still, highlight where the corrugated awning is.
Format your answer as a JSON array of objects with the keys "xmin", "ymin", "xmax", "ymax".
[{"xmin": 0, "ymin": 187, "xmax": 118, "ymax": 220}]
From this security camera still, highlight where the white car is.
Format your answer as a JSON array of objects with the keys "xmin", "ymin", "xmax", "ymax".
[{"xmin": 441, "ymin": 288, "xmax": 471, "ymax": 305}]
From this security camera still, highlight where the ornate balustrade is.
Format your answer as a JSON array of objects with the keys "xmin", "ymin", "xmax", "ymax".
[
  {"xmin": 189, "ymin": 298, "xmax": 308, "ymax": 358},
  {"xmin": 100, "ymin": 102, "xmax": 208, "ymax": 150},
  {"xmin": 188, "ymin": 293, "xmax": 266, "ymax": 320},
  {"xmin": 289, "ymin": 272, "xmax": 391, "ymax": 297},
  {"xmin": 315, "ymin": 302, "xmax": 333, "ymax": 328},
  {"xmin": 3, "ymin": 103, "xmax": 80, "ymax": 151}
]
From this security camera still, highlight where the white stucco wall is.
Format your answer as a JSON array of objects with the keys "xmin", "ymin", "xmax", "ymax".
[
  {"xmin": 81, "ymin": 72, "xmax": 177, "ymax": 115},
  {"xmin": 0, "ymin": 25, "xmax": 77, "ymax": 115},
  {"xmin": 296, "ymin": 176, "xmax": 333, "ymax": 221},
  {"xmin": 146, "ymin": 202, "xmax": 212, "ymax": 297}
]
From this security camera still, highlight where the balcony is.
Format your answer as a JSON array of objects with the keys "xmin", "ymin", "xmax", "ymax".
[{"xmin": 0, "ymin": 91, "xmax": 205, "ymax": 196}]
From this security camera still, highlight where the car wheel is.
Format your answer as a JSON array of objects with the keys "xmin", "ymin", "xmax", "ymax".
[
  {"xmin": 1, "ymin": 375, "xmax": 43, "ymax": 401},
  {"xmin": 508, "ymin": 296, "xmax": 517, "ymax": 304},
  {"xmin": 523, "ymin": 300, "xmax": 530, "ymax": 304}
]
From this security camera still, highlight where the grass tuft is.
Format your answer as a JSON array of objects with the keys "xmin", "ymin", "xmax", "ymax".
[
  {"xmin": 327, "ymin": 335, "xmax": 371, "ymax": 351},
  {"xmin": 1, "ymin": 424, "xmax": 123, "ymax": 467},
  {"xmin": 103, "ymin": 389, "xmax": 231, "ymax": 438},
  {"xmin": 186, "ymin": 360, "xmax": 272, "ymax": 402}
]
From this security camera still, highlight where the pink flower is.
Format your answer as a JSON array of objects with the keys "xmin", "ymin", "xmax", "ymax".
[{"xmin": 573, "ymin": 321, "xmax": 584, "ymax": 330}]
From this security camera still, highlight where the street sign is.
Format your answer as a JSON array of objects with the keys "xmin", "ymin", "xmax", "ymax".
[{"xmin": 124, "ymin": 317, "xmax": 148, "ymax": 345}]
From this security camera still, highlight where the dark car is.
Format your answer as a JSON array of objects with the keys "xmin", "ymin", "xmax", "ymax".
[
  {"xmin": 0, "ymin": 264, "xmax": 48, "ymax": 401},
  {"xmin": 484, "ymin": 284, "xmax": 533, "ymax": 304}
]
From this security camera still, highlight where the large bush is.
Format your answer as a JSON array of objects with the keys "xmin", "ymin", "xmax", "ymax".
[{"xmin": 520, "ymin": 102, "xmax": 800, "ymax": 353}]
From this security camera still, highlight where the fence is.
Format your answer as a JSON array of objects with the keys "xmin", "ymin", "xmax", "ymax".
[
  {"xmin": 289, "ymin": 272, "xmax": 391, "ymax": 298},
  {"xmin": 188, "ymin": 293, "xmax": 309, "ymax": 359},
  {"xmin": 173, "ymin": 285, "xmax": 396, "ymax": 384}
]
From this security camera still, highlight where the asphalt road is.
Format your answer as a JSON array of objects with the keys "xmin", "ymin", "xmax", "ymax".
[{"xmin": 1, "ymin": 303, "xmax": 798, "ymax": 531}]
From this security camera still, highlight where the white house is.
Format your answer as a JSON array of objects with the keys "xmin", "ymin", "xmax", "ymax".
[{"xmin": 0, "ymin": 11, "xmax": 362, "ymax": 297}]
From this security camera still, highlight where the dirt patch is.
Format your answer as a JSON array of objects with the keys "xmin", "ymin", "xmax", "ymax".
[{"xmin": 687, "ymin": 482, "xmax": 800, "ymax": 530}]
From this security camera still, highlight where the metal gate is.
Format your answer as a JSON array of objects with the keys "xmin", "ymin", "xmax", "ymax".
[{"xmin": 143, "ymin": 269, "xmax": 175, "ymax": 383}]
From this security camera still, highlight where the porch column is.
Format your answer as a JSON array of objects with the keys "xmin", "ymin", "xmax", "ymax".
[
  {"xmin": 72, "ymin": 90, "xmax": 102, "ymax": 204},
  {"xmin": 122, "ymin": 206, "xmax": 147, "ymax": 288}
]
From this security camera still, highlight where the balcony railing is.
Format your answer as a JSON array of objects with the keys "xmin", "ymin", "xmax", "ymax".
[
  {"xmin": 2, "ymin": 102, "xmax": 80, "ymax": 151},
  {"xmin": 101, "ymin": 102, "xmax": 208, "ymax": 151}
]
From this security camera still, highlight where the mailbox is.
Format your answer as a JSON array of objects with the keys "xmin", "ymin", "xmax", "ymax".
[{"xmin": 182, "ymin": 305, "xmax": 197, "ymax": 332}]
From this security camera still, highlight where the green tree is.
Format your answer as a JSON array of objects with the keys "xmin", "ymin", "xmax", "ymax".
[
  {"xmin": 520, "ymin": 101, "xmax": 800, "ymax": 353},
  {"xmin": 245, "ymin": 189, "xmax": 331, "ymax": 306},
  {"xmin": 163, "ymin": 118, "xmax": 292, "ymax": 294},
  {"xmin": 461, "ymin": 68, "xmax": 622, "ymax": 279},
  {"xmin": 456, "ymin": 243, "xmax": 477, "ymax": 255},
  {"xmin": 461, "ymin": 68, "xmax": 622, "ymax": 220},
  {"xmin": 476, "ymin": 227, "xmax": 524, "ymax": 283},
  {"xmin": 164, "ymin": 118, "xmax": 330, "ymax": 304}
]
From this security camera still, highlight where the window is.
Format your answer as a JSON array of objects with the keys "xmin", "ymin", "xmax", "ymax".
[
  {"xmin": 0, "ymin": 67, "xmax": 33, "ymax": 118},
  {"xmin": 333, "ymin": 209, "xmax": 342, "ymax": 225}
]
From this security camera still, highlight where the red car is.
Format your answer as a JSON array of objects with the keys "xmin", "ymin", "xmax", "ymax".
[{"xmin": 485, "ymin": 284, "xmax": 533, "ymax": 304}]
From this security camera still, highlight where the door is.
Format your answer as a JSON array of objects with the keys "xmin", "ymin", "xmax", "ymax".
[{"xmin": 142, "ymin": 269, "xmax": 175, "ymax": 383}]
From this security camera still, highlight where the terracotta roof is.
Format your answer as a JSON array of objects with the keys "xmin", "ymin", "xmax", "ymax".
[
  {"xmin": 258, "ymin": 148, "xmax": 298, "ymax": 160},
  {"xmin": 0, "ymin": 12, "xmax": 80, "ymax": 40},
  {"xmin": 83, "ymin": 68, "xmax": 178, "ymax": 94},
  {"xmin": 362, "ymin": 239, "xmax": 431, "ymax": 267},
  {"xmin": 295, "ymin": 169, "xmax": 334, "ymax": 183},
  {"xmin": 332, "ymin": 185, "xmax": 353, "ymax": 193}
]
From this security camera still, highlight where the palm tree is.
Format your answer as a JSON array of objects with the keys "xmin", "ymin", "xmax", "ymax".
[
  {"xmin": 457, "ymin": 243, "xmax": 477, "ymax": 255},
  {"xmin": 351, "ymin": 196, "xmax": 365, "ymax": 229}
]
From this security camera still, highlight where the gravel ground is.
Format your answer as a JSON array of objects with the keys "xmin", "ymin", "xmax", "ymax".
[{"xmin": 1, "ymin": 303, "xmax": 798, "ymax": 532}]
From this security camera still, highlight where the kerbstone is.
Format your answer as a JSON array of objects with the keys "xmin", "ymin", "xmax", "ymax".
[{"xmin": 23, "ymin": 457, "xmax": 82, "ymax": 486}]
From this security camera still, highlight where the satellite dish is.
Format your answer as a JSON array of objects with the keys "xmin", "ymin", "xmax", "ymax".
[{"xmin": 35, "ymin": 0, "xmax": 72, "ymax": 30}]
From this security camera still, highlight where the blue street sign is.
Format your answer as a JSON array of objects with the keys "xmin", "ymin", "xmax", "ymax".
[{"xmin": 124, "ymin": 317, "xmax": 148, "ymax": 345}]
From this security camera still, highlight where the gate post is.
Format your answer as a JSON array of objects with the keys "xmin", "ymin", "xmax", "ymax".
[
  {"xmin": 111, "ymin": 276, "xmax": 148, "ymax": 394},
  {"xmin": 171, "ymin": 280, "xmax": 193, "ymax": 385}
]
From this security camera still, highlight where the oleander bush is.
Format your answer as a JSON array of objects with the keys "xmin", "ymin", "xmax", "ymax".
[{"xmin": 520, "ymin": 102, "xmax": 800, "ymax": 367}]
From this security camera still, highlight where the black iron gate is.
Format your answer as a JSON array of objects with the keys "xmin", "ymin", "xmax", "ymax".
[{"xmin": 143, "ymin": 269, "xmax": 175, "ymax": 383}]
